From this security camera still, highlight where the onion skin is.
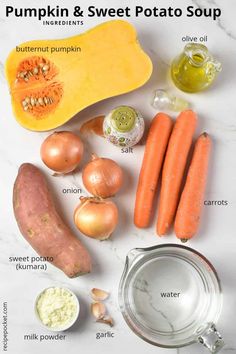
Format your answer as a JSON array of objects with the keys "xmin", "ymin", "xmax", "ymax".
[
  {"xmin": 82, "ymin": 154, "xmax": 123, "ymax": 198},
  {"xmin": 80, "ymin": 116, "xmax": 105, "ymax": 137},
  {"xmin": 40, "ymin": 131, "xmax": 84, "ymax": 173},
  {"xmin": 74, "ymin": 197, "xmax": 118, "ymax": 240}
]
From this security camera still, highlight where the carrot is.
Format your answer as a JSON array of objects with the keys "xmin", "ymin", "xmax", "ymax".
[
  {"xmin": 174, "ymin": 132, "xmax": 212, "ymax": 242},
  {"xmin": 156, "ymin": 110, "xmax": 197, "ymax": 236},
  {"xmin": 134, "ymin": 113, "xmax": 173, "ymax": 228}
]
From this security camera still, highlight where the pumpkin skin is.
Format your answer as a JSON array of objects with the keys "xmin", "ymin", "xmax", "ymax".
[{"xmin": 5, "ymin": 20, "xmax": 153, "ymax": 131}]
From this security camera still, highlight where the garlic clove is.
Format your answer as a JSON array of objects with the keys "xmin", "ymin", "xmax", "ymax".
[
  {"xmin": 91, "ymin": 302, "xmax": 106, "ymax": 320},
  {"xmin": 96, "ymin": 315, "xmax": 114, "ymax": 327},
  {"xmin": 91, "ymin": 288, "xmax": 109, "ymax": 301}
]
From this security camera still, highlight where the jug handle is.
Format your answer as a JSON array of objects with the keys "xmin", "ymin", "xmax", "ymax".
[
  {"xmin": 211, "ymin": 59, "xmax": 222, "ymax": 73},
  {"xmin": 197, "ymin": 323, "xmax": 224, "ymax": 353},
  {"xmin": 213, "ymin": 60, "xmax": 222, "ymax": 72}
]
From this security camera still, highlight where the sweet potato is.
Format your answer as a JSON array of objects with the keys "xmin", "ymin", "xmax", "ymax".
[{"xmin": 13, "ymin": 163, "xmax": 92, "ymax": 277}]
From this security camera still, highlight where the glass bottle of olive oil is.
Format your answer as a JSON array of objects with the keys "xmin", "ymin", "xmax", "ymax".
[{"xmin": 171, "ymin": 43, "xmax": 222, "ymax": 93}]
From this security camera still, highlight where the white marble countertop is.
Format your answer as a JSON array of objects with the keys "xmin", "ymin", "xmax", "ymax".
[{"xmin": 1, "ymin": 0, "xmax": 236, "ymax": 353}]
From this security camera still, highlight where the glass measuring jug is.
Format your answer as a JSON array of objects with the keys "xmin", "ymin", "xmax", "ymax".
[
  {"xmin": 171, "ymin": 43, "xmax": 222, "ymax": 92},
  {"xmin": 119, "ymin": 244, "xmax": 224, "ymax": 353}
]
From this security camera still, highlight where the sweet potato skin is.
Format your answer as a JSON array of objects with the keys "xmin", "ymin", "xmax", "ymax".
[{"xmin": 13, "ymin": 163, "xmax": 92, "ymax": 277}]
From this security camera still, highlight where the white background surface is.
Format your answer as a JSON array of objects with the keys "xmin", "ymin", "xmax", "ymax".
[{"xmin": 0, "ymin": 0, "xmax": 236, "ymax": 353}]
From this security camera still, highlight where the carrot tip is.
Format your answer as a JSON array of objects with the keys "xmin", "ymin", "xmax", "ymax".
[{"xmin": 180, "ymin": 238, "xmax": 188, "ymax": 243}]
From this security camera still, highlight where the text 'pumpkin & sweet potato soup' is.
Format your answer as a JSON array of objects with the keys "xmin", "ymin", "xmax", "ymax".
[{"xmin": 5, "ymin": 20, "xmax": 153, "ymax": 131}]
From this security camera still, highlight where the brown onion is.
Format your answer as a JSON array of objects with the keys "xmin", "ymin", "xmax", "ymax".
[
  {"xmin": 80, "ymin": 116, "xmax": 105, "ymax": 136},
  {"xmin": 74, "ymin": 197, "xmax": 118, "ymax": 240},
  {"xmin": 40, "ymin": 131, "xmax": 84, "ymax": 173},
  {"xmin": 82, "ymin": 154, "xmax": 123, "ymax": 198}
]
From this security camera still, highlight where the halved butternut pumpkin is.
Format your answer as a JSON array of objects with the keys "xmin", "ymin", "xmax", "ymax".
[{"xmin": 5, "ymin": 20, "xmax": 152, "ymax": 131}]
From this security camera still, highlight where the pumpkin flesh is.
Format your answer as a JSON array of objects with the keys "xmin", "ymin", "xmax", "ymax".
[{"xmin": 5, "ymin": 20, "xmax": 153, "ymax": 131}]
